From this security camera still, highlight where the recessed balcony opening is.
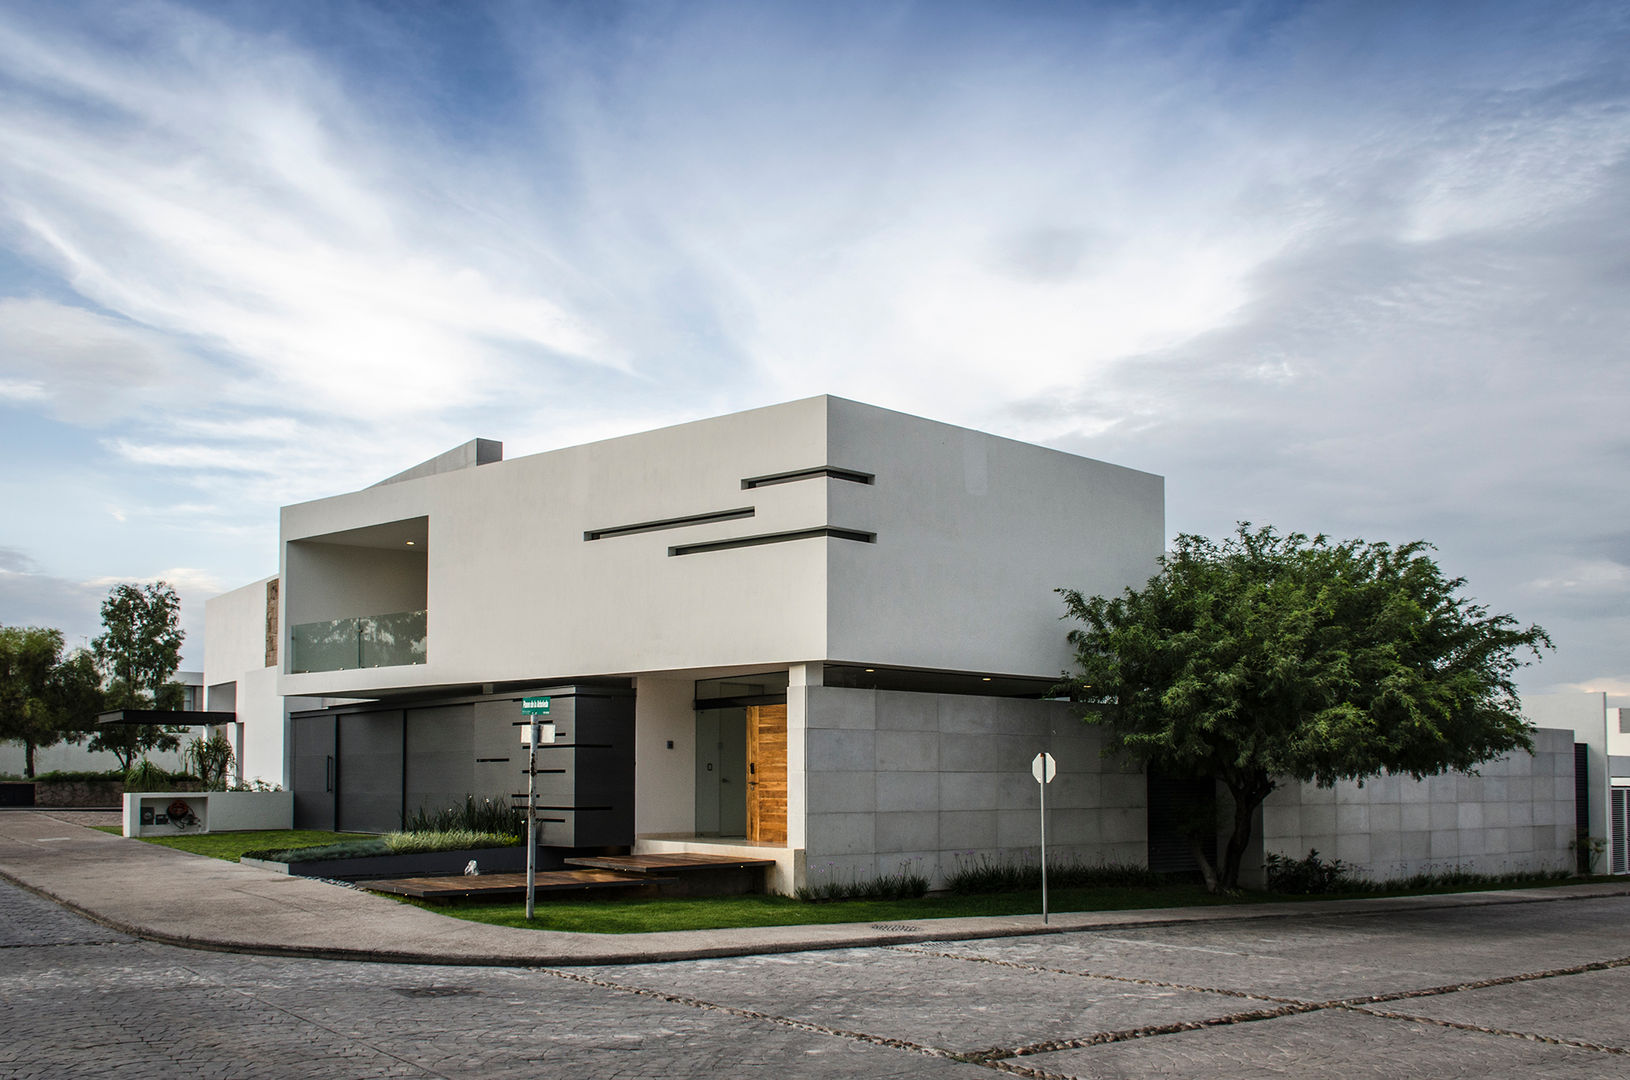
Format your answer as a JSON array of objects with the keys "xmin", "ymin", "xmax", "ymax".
[{"xmin": 286, "ymin": 516, "xmax": 429, "ymax": 674}]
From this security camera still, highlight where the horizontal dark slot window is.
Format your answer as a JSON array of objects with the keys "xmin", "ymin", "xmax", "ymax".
[
  {"xmin": 511, "ymin": 802, "xmax": 611, "ymax": 813},
  {"xmin": 585, "ymin": 506, "xmax": 755, "ymax": 541},
  {"xmin": 741, "ymin": 466, "xmax": 874, "ymax": 489},
  {"xmin": 669, "ymin": 526, "xmax": 876, "ymax": 557},
  {"xmin": 474, "ymin": 757, "xmax": 511, "ymax": 763},
  {"xmin": 695, "ymin": 693, "xmax": 789, "ymax": 709}
]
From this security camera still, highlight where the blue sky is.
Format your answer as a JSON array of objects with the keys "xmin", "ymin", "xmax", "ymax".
[{"xmin": 0, "ymin": 0, "xmax": 1626, "ymax": 704}]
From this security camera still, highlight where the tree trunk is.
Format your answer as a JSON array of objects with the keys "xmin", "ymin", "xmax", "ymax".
[
  {"xmin": 1219, "ymin": 774, "xmax": 1274, "ymax": 891},
  {"xmin": 24, "ymin": 740, "xmax": 36, "ymax": 779},
  {"xmin": 1189, "ymin": 834, "xmax": 1220, "ymax": 893}
]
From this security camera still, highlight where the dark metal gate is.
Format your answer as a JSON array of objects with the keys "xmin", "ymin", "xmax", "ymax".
[{"xmin": 1146, "ymin": 769, "xmax": 1218, "ymax": 875}]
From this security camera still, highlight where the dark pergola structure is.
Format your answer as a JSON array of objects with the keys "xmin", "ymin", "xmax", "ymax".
[{"xmin": 95, "ymin": 710, "xmax": 238, "ymax": 727}]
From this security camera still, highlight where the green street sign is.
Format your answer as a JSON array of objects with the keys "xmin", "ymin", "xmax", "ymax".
[{"xmin": 521, "ymin": 696, "xmax": 552, "ymax": 715}]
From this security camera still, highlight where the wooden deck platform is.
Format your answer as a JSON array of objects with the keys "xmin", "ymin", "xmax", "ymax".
[
  {"xmin": 564, "ymin": 853, "xmax": 778, "ymax": 874},
  {"xmin": 364, "ymin": 868, "xmax": 659, "ymax": 901},
  {"xmin": 562, "ymin": 852, "xmax": 778, "ymax": 897}
]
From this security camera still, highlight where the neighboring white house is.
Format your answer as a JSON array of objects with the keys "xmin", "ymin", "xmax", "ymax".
[
  {"xmin": 1521, "ymin": 693, "xmax": 1630, "ymax": 876},
  {"xmin": 202, "ymin": 396, "xmax": 1608, "ymax": 891}
]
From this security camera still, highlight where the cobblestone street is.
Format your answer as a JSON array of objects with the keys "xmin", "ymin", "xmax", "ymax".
[{"xmin": 3, "ymin": 878, "xmax": 1627, "ymax": 1079}]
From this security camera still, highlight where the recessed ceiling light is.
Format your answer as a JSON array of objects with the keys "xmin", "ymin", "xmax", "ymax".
[
  {"xmin": 982, "ymin": 677, "xmax": 992, "ymax": 681},
  {"xmin": 864, "ymin": 668, "xmax": 875, "ymax": 673},
  {"xmin": 405, "ymin": 540, "xmax": 415, "ymax": 546}
]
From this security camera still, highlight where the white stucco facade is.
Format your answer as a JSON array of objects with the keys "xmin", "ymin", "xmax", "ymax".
[{"xmin": 203, "ymin": 577, "xmax": 351, "ymax": 787}]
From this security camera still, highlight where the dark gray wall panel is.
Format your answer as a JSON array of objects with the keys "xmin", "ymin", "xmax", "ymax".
[
  {"xmin": 525, "ymin": 690, "xmax": 635, "ymax": 847},
  {"xmin": 404, "ymin": 704, "xmax": 475, "ymax": 824},
  {"xmin": 290, "ymin": 715, "xmax": 336, "ymax": 831},
  {"xmin": 338, "ymin": 710, "xmax": 404, "ymax": 833},
  {"xmin": 472, "ymin": 698, "xmax": 521, "ymax": 807}
]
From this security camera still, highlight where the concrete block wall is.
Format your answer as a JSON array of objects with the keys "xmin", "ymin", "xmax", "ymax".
[
  {"xmin": 800, "ymin": 686, "xmax": 1144, "ymax": 890},
  {"xmin": 1260, "ymin": 727, "xmax": 1578, "ymax": 880}
]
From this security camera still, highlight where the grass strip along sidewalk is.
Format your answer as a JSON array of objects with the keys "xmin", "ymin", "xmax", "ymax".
[
  {"xmin": 92, "ymin": 827, "xmax": 368, "ymax": 861},
  {"xmin": 101, "ymin": 827, "xmax": 1609, "ymax": 936}
]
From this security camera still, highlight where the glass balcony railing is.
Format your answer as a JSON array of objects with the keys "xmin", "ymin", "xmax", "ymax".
[{"xmin": 290, "ymin": 610, "xmax": 427, "ymax": 673}]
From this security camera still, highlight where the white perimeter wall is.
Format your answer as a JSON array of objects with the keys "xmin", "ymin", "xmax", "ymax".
[
  {"xmin": 799, "ymin": 685, "xmax": 1145, "ymax": 890},
  {"xmin": 0, "ymin": 742, "xmax": 188, "ymax": 776}
]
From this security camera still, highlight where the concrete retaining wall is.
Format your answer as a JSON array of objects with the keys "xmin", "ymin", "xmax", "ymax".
[
  {"xmin": 801, "ymin": 686, "xmax": 1142, "ymax": 890},
  {"xmin": 27, "ymin": 779, "xmax": 205, "ymax": 808},
  {"xmin": 1261, "ymin": 728, "xmax": 1578, "ymax": 880}
]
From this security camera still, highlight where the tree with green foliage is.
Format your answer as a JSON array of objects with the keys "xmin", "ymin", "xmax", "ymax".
[
  {"xmin": 0, "ymin": 627, "xmax": 104, "ymax": 777},
  {"xmin": 1058, "ymin": 524, "xmax": 1550, "ymax": 893},
  {"xmin": 85, "ymin": 582, "xmax": 188, "ymax": 772}
]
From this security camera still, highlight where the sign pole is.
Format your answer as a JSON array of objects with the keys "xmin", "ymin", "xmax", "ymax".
[
  {"xmin": 518, "ymin": 696, "xmax": 551, "ymax": 922},
  {"xmin": 526, "ymin": 717, "xmax": 538, "ymax": 920},
  {"xmin": 1031, "ymin": 751, "xmax": 1056, "ymax": 925},
  {"xmin": 1040, "ymin": 763, "xmax": 1048, "ymax": 924}
]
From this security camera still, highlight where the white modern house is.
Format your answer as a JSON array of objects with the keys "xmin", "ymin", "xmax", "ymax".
[{"xmin": 203, "ymin": 396, "xmax": 1610, "ymax": 891}]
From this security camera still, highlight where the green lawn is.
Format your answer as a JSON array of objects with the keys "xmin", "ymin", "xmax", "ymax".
[
  {"xmin": 402, "ymin": 873, "xmax": 1605, "ymax": 934},
  {"xmin": 97, "ymin": 827, "xmax": 1605, "ymax": 933},
  {"xmin": 98, "ymin": 828, "xmax": 368, "ymax": 862},
  {"xmin": 395, "ymin": 884, "xmax": 1241, "ymax": 933}
]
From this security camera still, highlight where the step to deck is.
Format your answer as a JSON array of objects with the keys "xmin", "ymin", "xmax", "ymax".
[
  {"xmin": 563, "ymin": 853, "xmax": 778, "ymax": 874},
  {"xmin": 365, "ymin": 868, "xmax": 662, "ymax": 901},
  {"xmin": 563, "ymin": 852, "xmax": 778, "ymax": 897}
]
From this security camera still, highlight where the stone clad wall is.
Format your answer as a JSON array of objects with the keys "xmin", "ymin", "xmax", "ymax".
[
  {"xmin": 1260, "ymin": 727, "xmax": 1578, "ymax": 880},
  {"xmin": 800, "ymin": 686, "xmax": 1145, "ymax": 890}
]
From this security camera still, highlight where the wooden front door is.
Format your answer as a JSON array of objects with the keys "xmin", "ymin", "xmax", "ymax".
[{"xmin": 746, "ymin": 704, "xmax": 788, "ymax": 844}]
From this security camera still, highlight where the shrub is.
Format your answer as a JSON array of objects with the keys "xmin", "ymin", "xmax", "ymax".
[
  {"xmin": 403, "ymin": 794, "xmax": 523, "ymax": 836},
  {"xmin": 242, "ymin": 829, "xmax": 519, "ymax": 864},
  {"xmin": 382, "ymin": 829, "xmax": 518, "ymax": 854},
  {"xmin": 124, "ymin": 758, "xmax": 169, "ymax": 791},
  {"xmin": 795, "ymin": 863, "xmax": 930, "ymax": 902},
  {"xmin": 944, "ymin": 853, "xmax": 1168, "ymax": 895},
  {"xmin": 1265, "ymin": 849, "xmax": 1357, "ymax": 894},
  {"xmin": 184, "ymin": 733, "xmax": 236, "ymax": 791},
  {"xmin": 243, "ymin": 838, "xmax": 390, "ymax": 863},
  {"xmin": 1373, "ymin": 865, "xmax": 1572, "ymax": 891},
  {"xmin": 1572, "ymin": 835, "xmax": 1606, "ymax": 875}
]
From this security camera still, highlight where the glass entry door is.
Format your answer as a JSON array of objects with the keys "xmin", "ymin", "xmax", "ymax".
[{"xmin": 694, "ymin": 707, "xmax": 747, "ymax": 837}]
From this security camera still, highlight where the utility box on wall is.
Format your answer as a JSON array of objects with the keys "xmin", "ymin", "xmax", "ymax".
[{"xmin": 520, "ymin": 685, "xmax": 636, "ymax": 848}]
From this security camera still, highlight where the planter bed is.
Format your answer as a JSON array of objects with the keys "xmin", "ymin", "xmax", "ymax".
[{"xmin": 242, "ymin": 844, "xmax": 545, "ymax": 881}]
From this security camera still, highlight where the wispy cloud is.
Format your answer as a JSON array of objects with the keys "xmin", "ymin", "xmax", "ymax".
[
  {"xmin": 0, "ymin": 0, "xmax": 1626, "ymax": 694},
  {"xmin": 0, "ymin": 2, "xmax": 603, "ymax": 427}
]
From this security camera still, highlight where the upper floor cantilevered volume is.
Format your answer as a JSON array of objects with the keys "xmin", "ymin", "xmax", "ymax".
[{"xmin": 274, "ymin": 395, "xmax": 1166, "ymax": 700}]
